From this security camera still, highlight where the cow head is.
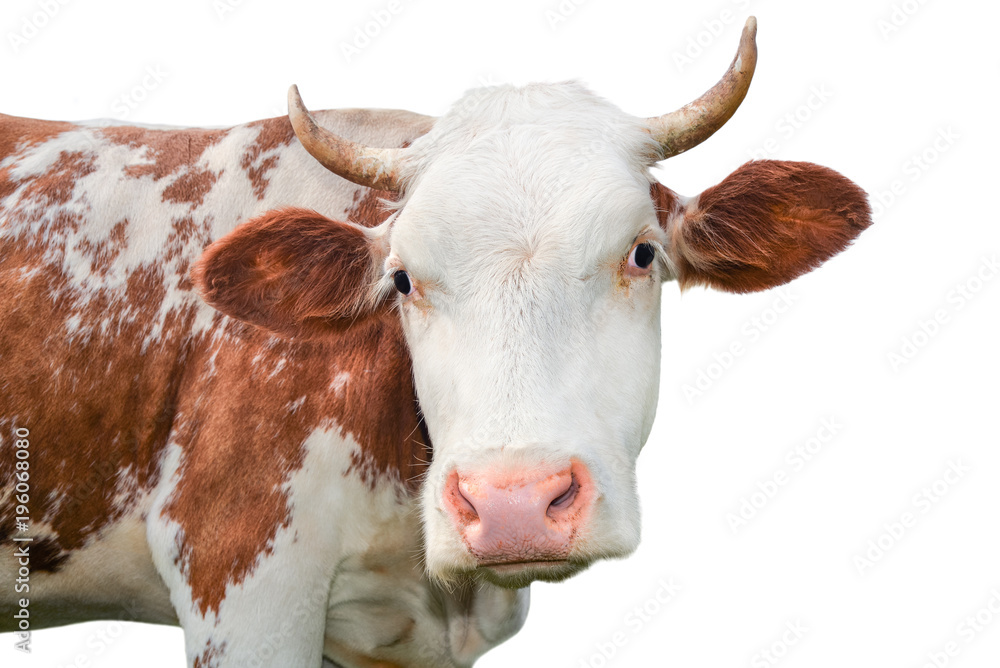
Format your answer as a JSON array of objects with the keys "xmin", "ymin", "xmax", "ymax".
[{"xmin": 194, "ymin": 18, "xmax": 870, "ymax": 589}]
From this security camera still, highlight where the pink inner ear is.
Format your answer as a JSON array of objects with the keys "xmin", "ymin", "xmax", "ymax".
[
  {"xmin": 656, "ymin": 160, "xmax": 872, "ymax": 294},
  {"xmin": 192, "ymin": 207, "xmax": 383, "ymax": 338}
]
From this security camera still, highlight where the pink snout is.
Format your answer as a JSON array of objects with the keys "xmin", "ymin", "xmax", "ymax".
[{"xmin": 443, "ymin": 461, "xmax": 594, "ymax": 565}]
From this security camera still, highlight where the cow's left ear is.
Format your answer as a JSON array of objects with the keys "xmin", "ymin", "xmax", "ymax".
[
  {"xmin": 192, "ymin": 207, "xmax": 389, "ymax": 338},
  {"xmin": 652, "ymin": 160, "xmax": 872, "ymax": 293}
]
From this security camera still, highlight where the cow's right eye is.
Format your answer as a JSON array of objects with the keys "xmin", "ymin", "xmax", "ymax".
[{"xmin": 393, "ymin": 270, "xmax": 414, "ymax": 296}]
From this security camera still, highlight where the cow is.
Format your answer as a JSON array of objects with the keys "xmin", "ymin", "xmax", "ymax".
[{"xmin": 0, "ymin": 18, "xmax": 870, "ymax": 667}]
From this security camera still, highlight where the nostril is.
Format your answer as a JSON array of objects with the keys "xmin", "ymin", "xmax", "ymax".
[
  {"xmin": 547, "ymin": 476, "xmax": 579, "ymax": 515},
  {"xmin": 456, "ymin": 483, "xmax": 478, "ymax": 517},
  {"xmin": 447, "ymin": 472, "xmax": 480, "ymax": 521}
]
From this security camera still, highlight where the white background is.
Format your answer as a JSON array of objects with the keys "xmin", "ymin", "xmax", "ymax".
[{"xmin": 3, "ymin": 0, "xmax": 999, "ymax": 666}]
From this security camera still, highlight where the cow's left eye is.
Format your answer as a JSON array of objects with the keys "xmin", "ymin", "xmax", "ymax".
[{"xmin": 628, "ymin": 242, "xmax": 656, "ymax": 269}]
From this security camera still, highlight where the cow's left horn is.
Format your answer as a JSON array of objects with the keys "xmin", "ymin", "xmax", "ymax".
[
  {"xmin": 646, "ymin": 16, "xmax": 758, "ymax": 159},
  {"xmin": 288, "ymin": 85, "xmax": 404, "ymax": 192}
]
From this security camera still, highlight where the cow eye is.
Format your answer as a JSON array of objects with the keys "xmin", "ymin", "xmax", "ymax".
[
  {"xmin": 629, "ymin": 242, "xmax": 656, "ymax": 269},
  {"xmin": 393, "ymin": 270, "xmax": 414, "ymax": 296}
]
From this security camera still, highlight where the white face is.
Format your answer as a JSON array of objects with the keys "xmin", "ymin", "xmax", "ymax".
[{"xmin": 383, "ymin": 84, "xmax": 667, "ymax": 587}]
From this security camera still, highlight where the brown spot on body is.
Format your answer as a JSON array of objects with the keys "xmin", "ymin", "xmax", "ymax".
[
  {"xmin": 0, "ymin": 114, "xmax": 76, "ymax": 163},
  {"xmin": 347, "ymin": 187, "xmax": 395, "ymax": 228},
  {"xmin": 30, "ymin": 537, "xmax": 71, "ymax": 573},
  {"xmin": 0, "ymin": 525, "xmax": 69, "ymax": 574},
  {"xmin": 17, "ymin": 150, "xmax": 97, "ymax": 206},
  {"xmin": 77, "ymin": 219, "xmax": 128, "ymax": 277},
  {"xmin": 241, "ymin": 116, "xmax": 297, "ymax": 200},
  {"xmin": 193, "ymin": 641, "xmax": 226, "ymax": 668},
  {"xmin": 100, "ymin": 126, "xmax": 228, "ymax": 181},
  {"xmin": 162, "ymin": 167, "xmax": 220, "ymax": 207},
  {"xmin": 0, "ymin": 170, "xmax": 14, "ymax": 202}
]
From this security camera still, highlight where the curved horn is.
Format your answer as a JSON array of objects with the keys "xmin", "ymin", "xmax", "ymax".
[
  {"xmin": 288, "ymin": 84, "xmax": 403, "ymax": 192},
  {"xmin": 647, "ymin": 16, "xmax": 758, "ymax": 158}
]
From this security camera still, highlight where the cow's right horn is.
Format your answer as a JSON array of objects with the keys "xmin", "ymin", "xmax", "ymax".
[{"xmin": 288, "ymin": 85, "xmax": 404, "ymax": 192}]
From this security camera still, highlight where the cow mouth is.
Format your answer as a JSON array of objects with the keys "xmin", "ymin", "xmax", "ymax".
[{"xmin": 475, "ymin": 559, "xmax": 589, "ymax": 588}]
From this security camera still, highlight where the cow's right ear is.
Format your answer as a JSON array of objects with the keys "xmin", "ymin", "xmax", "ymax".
[{"xmin": 192, "ymin": 207, "xmax": 388, "ymax": 338}]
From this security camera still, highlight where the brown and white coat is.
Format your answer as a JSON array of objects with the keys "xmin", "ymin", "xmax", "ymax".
[{"xmin": 0, "ymin": 19, "xmax": 870, "ymax": 668}]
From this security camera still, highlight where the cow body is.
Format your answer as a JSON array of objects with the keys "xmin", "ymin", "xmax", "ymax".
[{"xmin": 0, "ymin": 110, "xmax": 526, "ymax": 666}]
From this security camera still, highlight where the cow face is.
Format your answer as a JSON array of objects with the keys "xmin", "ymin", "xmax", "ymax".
[
  {"xmin": 194, "ymin": 19, "xmax": 870, "ymax": 589},
  {"xmin": 385, "ymin": 86, "xmax": 665, "ymax": 586}
]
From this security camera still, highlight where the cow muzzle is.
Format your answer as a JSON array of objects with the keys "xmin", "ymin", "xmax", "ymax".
[{"xmin": 442, "ymin": 460, "xmax": 596, "ymax": 586}]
